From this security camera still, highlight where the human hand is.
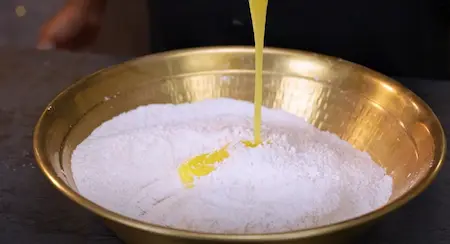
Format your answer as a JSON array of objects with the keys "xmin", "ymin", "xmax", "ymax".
[{"xmin": 37, "ymin": 1, "xmax": 106, "ymax": 50}]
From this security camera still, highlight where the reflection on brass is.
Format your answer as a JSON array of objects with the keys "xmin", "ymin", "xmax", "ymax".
[{"xmin": 33, "ymin": 47, "xmax": 446, "ymax": 244}]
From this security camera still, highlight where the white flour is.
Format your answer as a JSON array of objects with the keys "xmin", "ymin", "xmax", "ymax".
[{"xmin": 72, "ymin": 98, "xmax": 393, "ymax": 234}]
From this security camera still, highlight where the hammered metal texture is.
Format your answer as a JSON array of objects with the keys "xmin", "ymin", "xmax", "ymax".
[{"xmin": 33, "ymin": 47, "xmax": 445, "ymax": 244}]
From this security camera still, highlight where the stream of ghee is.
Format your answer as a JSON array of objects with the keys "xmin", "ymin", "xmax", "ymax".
[
  {"xmin": 249, "ymin": 0, "xmax": 268, "ymax": 145},
  {"xmin": 178, "ymin": 0, "xmax": 269, "ymax": 187}
]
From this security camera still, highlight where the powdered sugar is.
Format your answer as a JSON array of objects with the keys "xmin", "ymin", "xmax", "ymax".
[{"xmin": 71, "ymin": 98, "xmax": 392, "ymax": 234}]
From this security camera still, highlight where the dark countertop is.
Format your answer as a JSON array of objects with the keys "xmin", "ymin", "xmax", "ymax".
[{"xmin": 0, "ymin": 48, "xmax": 449, "ymax": 244}]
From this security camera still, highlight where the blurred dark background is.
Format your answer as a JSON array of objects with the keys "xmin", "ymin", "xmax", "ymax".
[
  {"xmin": 1, "ymin": 0, "xmax": 149, "ymax": 57},
  {"xmin": 2, "ymin": 0, "xmax": 450, "ymax": 80}
]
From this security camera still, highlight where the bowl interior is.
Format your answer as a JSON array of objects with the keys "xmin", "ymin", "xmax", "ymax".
[{"xmin": 34, "ymin": 47, "xmax": 445, "ymax": 235}]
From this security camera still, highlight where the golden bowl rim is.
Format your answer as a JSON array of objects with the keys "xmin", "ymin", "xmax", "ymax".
[{"xmin": 33, "ymin": 46, "xmax": 447, "ymax": 241}]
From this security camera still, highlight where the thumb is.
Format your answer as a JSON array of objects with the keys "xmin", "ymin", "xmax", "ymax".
[
  {"xmin": 36, "ymin": 39, "xmax": 55, "ymax": 50},
  {"xmin": 37, "ymin": 25, "xmax": 57, "ymax": 50},
  {"xmin": 36, "ymin": 5, "xmax": 83, "ymax": 51}
]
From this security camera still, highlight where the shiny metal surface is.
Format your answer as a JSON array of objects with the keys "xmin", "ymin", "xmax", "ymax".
[{"xmin": 33, "ymin": 46, "xmax": 446, "ymax": 243}]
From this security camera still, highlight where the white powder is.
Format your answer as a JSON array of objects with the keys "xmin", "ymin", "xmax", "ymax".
[{"xmin": 72, "ymin": 98, "xmax": 393, "ymax": 234}]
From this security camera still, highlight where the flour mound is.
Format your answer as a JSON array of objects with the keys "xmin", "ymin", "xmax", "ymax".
[{"xmin": 71, "ymin": 98, "xmax": 393, "ymax": 234}]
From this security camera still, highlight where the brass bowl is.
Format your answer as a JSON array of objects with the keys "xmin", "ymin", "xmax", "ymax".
[{"xmin": 33, "ymin": 47, "xmax": 446, "ymax": 244}]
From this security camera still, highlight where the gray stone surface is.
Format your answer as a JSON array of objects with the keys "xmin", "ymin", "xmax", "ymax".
[{"xmin": 0, "ymin": 48, "xmax": 449, "ymax": 244}]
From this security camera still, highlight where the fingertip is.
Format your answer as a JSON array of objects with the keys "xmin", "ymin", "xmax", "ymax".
[
  {"xmin": 37, "ymin": 26, "xmax": 56, "ymax": 50},
  {"xmin": 36, "ymin": 42, "xmax": 55, "ymax": 50}
]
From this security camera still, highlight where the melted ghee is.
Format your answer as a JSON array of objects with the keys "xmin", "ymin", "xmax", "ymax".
[
  {"xmin": 249, "ymin": 0, "xmax": 268, "ymax": 145},
  {"xmin": 178, "ymin": 0, "xmax": 269, "ymax": 187},
  {"xmin": 178, "ymin": 144, "xmax": 230, "ymax": 188}
]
